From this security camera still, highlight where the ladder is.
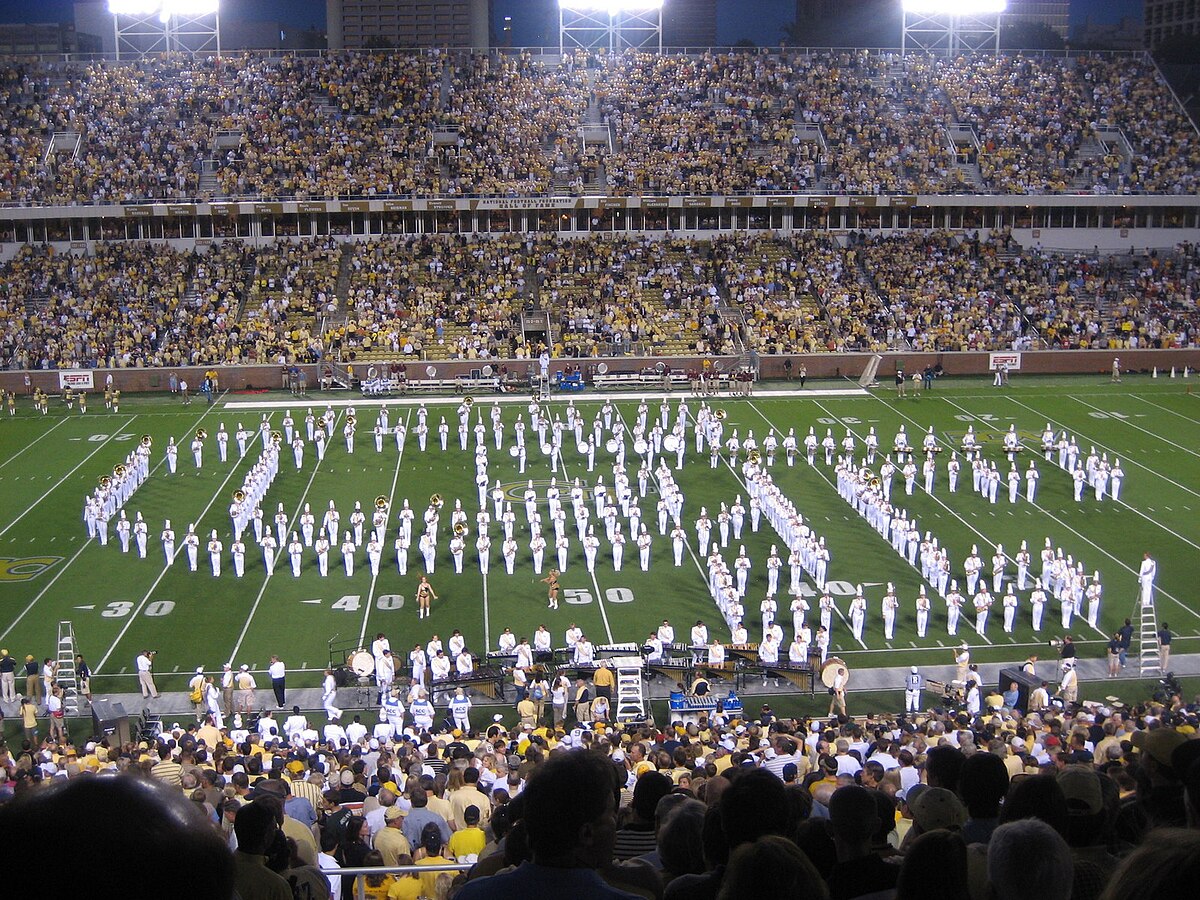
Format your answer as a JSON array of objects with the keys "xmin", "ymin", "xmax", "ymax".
[
  {"xmin": 56, "ymin": 621, "xmax": 81, "ymax": 715},
  {"xmin": 611, "ymin": 656, "xmax": 646, "ymax": 723},
  {"xmin": 1138, "ymin": 593, "xmax": 1161, "ymax": 676}
]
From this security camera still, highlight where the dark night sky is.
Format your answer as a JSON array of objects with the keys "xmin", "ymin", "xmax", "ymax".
[{"xmin": 0, "ymin": 0, "xmax": 1146, "ymax": 46}]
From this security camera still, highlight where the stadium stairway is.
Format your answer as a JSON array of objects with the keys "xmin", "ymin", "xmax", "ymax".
[{"xmin": 28, "ymin": 651, "xmax": 1197, "ymax": 721}]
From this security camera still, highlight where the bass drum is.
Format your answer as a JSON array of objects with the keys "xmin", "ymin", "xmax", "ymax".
[
  {"xmin": 820, "ymin": 658, "xmax": 850, "ymax": 688},
  {"xmin": 663, "ymin": 434, "xmax": 681, "ymax": 453},
  {"xmin": 633, "ymin": 438, "xmax": 648, "ymax": 455},
  {"xmin": 347, "ymin": 649, "xmax": 375, "ymax": 677}
]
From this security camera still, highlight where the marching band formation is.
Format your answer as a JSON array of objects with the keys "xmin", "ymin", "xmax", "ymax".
[{"xmin": 80, "ymin": 397, "xmax": 1138, "ymax": 657}]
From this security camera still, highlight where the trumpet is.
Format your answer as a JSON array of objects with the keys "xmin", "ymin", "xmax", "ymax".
[
  {"xmin": 140, "ymin": 434, "xmax": 152, "ymax": 448},
  {"xmin": 233, "ymin": 489, "xmax": 246, "ymax": 503},
  {"xmin": 375, "ymin": 495, "xmax": 390, "ymax": 511},
  {"xmin": 714, "ymin": 409, "xmax": 728, "ymax": 421},
  {"xmin": 463, "ymin": 396, "xmax": 475, "ymax": 409},
  {"xmin": 196, "ymin": 428, "xmax": 208, "ymax": 441},
  {"xmin": 430, "ymin": 493, "xmax": 443, "ymax": 508},
  {"xmin": 453, "ymin": 522, "xmax": 467, "ymax": 537}
]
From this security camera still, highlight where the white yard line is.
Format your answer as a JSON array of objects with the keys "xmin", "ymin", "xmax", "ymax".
[
  {"xmin": 745, "ymin": 401, "xmax": 981, "ymax": 648},
  {"xmin": 0, "ymin": 416, "xmax": 136, "ymax": 540},
  {"xmin": 95, "ymin": 412, "xmax": 274, "ymax": 673},
  {"xmin": 357, "ymin": 409, "xmax": 411, "ymax": 648},
  {"xmin": 1128, "ymin": 394, "xmax": 1200, "ymax": 427},
  {"xmin": 555, "ymin": 428, "xmax": 615, "ymax": 645},
  {"xmin": 941, "ymin": 396, "xmax": 1200, "ymax": 554},
  {"xmin": 226, "ymin": 413, "xmax": 344, "ymax": 665},
  {"xmin": 0, "ymin": 401, "xmax": 226, "ymax": 644},
  {"xmin": 870, "ymin": 394, "xmax": 1200, "ymax": 627},
  {"xmin": 0, "ymin": 416, "xmax": 68, "ymax": 470},
  {"xmin": 1006, "ymin": 396, "xmax": 1200, "ymax": 499},
  {"xmin": 1068, "ymin": 395, "xmax": 1200, "ymax": 461}
]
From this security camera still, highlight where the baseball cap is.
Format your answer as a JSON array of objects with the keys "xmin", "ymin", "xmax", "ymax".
[
  {"xmin": 911, "ymin": 787, "xmax": 966, "ymax": 832},
  {"xmin": 1131, "ymin": 728, "xmax": 1188, "ymax": 769},
  {"xmin": 1058, "ymin": 765, "xmax": 1103, "ymax": 815},
  {"xmin": 384, "ymin": 805, "xmax": 405, "ymax": 822}
]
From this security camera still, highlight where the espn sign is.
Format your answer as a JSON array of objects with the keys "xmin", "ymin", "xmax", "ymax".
[
  {"xmin": 58, "ymin": 370, "xmax": 95, "ymax": 390},
  {"xmin": 988, "ymin": 353, "xmax": 1021, "ymax": 371}
]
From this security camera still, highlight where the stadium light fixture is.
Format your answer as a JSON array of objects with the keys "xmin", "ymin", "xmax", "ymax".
[
  {"xmin": 107, "ymin": 0, "xmax": 220, "ymax": 19},
  {"xmin": 901, "ymin": 0, "xmax": 1007, "ymax": 13},
  {"xmin": 558, "ymin": 0, "xmax": 665, "ymax": 13}
]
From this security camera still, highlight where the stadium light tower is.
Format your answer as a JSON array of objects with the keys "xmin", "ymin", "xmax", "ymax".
[
  {"xmin": 108, "ymin": 0, "xmax": 221, "ymax": 60},
  {"xmin": 559, "ymin": 0, "xmax": 664, "ymax": 57},
  {"xmin": 901, "ymin": 0, "xmax": 1006, "ymax": 57}
]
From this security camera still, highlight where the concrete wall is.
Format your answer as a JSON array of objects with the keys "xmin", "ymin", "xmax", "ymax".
[{"xmin": 5, "ymin": 349, "xmax": 1199, "ymax": 396}]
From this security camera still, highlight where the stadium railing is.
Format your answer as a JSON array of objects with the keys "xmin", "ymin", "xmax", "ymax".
[{"xmin": 319, "ymin": 863, "xmax": 471, "ymax": 900}]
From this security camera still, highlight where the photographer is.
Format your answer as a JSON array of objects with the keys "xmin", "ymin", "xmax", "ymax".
[{"xmin": 137, "ymin": 649, "xmax": 159, "ymax": 699}]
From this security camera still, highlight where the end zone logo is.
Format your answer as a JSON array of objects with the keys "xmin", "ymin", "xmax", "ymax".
[{"xmin": 0, "ymin": 556, "xmax": 62, "ymax": 583}]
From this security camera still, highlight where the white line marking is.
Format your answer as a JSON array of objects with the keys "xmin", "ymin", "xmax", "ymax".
[
  {"xmin": 1130, "ymin": 394, "xmax": 1200, "ymax": 426},
  {"xmin": 1007, "ymin": 396, "xmax": 1200, "ymax": 499},
  {"xmin": 96, "ymin": 413, "xmax": 270, "ymax": 673},
  {"xmin": 881, "ymin": 395, "xmax": 1200, "ymax": 627},
  {"xmin": 0, "ymin": 399, "xmax": 224, "ymax": 644},
  {"xmin": 229, "ymin": 413, "xmax": 341, "ymax": 664},
  {"xmin": 0, "ymin": 416, "xmax": 136, "ymax": 540},
  {"xmin": 358, "ymin": 409, "xmax": 411, "ymax": 648},
  {"xmin": 1068, "ymin": 396, "xmax": 1200, "ymax": 461},
  {"xmin": 0, "ymin": 417, "xmax": 68, "ymax": 470}
]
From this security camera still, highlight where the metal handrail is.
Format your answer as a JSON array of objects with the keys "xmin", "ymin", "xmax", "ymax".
[{"xmin": 318, "ymin": 863, "xmax": 472, "ymax": 900}]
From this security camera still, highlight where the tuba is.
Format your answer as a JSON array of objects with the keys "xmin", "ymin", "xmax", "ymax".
[
  {"xmin": 233, "ymin": 489, "xmax": 246, "ymax": 503},
  {"xmin": 113, "ymin": 463, "xmax": 126, "ymax": 478},
  {"xmin": 463, "ymin": 396, "xmax": 475, "ymax": 409},
  {"xmin": 453, "ymin": 522, "xmax": 467, "ymax": 537},
  {"xmin": 430, "ymin": 493, "xmax": 443, "ymax": 508},
  {"xmin": 140, "ymin": 434, "xmax": 152, "ymax": 448},
  {"xmin": 98, "ymin": 474, "xmax": 111, "ymax": 489},
  {"xmin": 375, "ymin": 495, "xmax": 390, "ymax": 511},
  {"xmin": 714, "ymin": 409, "xmax": 727, "ymax": 421},
  {"xmin": 271, "ymin": 430, "xmax": 282, "ymax": 446},
  {"xmin": 747, "ymin": 449, "xmax": 761, "ymax": 464},
  {"xmin": 196, "ymin": 428, "xmax": 207, "ymax": 441},
  {"xmin": 346, "ymin": 413, "xmax": 356, "ymax": 428}
]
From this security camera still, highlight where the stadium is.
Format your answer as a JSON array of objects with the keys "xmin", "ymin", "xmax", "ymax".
[{"xmin": 1, "ymin": 0, "xmax": 1199, "ymax": 896}]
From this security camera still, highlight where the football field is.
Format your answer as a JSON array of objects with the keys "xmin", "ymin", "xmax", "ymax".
[{"xmin": 1, "ymin": 374, "xmax": 1198, "ymax": 699}]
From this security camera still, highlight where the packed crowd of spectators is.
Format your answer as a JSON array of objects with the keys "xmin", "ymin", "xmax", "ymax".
[
  {"xmin": 0, "ymin": 50, "xmax": 1196, "ymax": 204},
  {"xmin": 2, "ymin": 236, "xmax": 1197, "ymax": 370},
  {"xmin": 1, "ymin": 666, "xmax": 1198, "ymax": 900},
  {"xmin": 594, "ymin": 52, "xmax": 819, "ymax": 195},
  {"xmin": 332, "ymin": 235, "xmax": 525, "ymax": 362}
]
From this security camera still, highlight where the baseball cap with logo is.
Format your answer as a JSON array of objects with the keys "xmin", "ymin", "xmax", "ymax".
[
  {"xmin": 1131, "ymin": 728, "xmax": 1188, "ymax": 769},
  {"xmin": 1057, "ymin": 765, "xmax": 1103, "ymax": 815}
]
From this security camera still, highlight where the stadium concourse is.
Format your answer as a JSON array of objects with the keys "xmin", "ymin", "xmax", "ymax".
[{"xmin": 1, "ymin": 41, "xmax": 1199, "ymax": 900}]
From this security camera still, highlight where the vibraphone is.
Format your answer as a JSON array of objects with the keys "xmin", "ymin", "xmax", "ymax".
[
  {"xmin": 433, "ymin": 666, "xmax": 506, "ymax": 701},
  {"xmin": 667, "ymin": 690, "xmax": 745, "ymax": 725},
  {"xmin": 646, "ymin": 656, "xmax": 694, "ymax": 683},
  {"xmin": 737, "ymin": 662, "xmax": 817, "ymax": 695},
  {"xmin": 724, "ymin": 643, "xmax": 761, "ymax": 663}
]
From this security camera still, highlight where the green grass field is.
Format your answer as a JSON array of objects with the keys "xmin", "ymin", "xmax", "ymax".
[{"xmin": 1, "ymin": 374, "xmax": 1197, "ymax": 700}]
